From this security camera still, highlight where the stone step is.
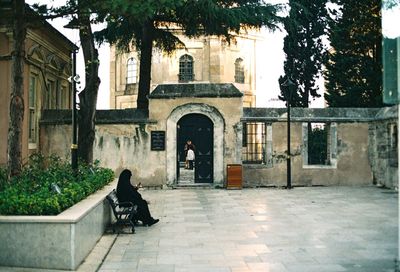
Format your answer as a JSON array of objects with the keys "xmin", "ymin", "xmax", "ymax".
[{"xmin": 173, "ymin": 183, "xmax": 213, "ymax": 189}]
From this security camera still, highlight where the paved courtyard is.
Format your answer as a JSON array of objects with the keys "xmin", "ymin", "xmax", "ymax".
[{"xmin": 99, "ymin": 186, "xmax": 398, "ymax": 272}]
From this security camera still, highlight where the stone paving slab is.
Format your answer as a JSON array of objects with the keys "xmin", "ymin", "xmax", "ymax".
[
  {"xmin": 0, "ymin": 186, "xmax": 397, "ymax": 272},
  {"xmin": 98, "ymin": 186, "xmax": 398, "ymax": 272}
]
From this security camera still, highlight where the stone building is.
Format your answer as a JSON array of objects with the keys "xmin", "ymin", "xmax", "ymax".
[
  {"xmin": 110, "ymin": 31, "xmax": 259, "ymax": 109},
  {"xmin": 30, "ymin": 16, "xmax": 400, "ymax": 190},
  {"xmin": 0, "ymin": 5, "xmax": 76, "ymax": 166}
]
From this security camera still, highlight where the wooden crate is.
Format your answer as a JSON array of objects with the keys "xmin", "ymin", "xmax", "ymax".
[{"xmin": 226, "ymin": 164, "xmax": 242, "ymax": 189}]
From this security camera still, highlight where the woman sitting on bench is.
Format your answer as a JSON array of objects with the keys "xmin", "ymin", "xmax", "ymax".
[{"xmin": 116, "ymin": 169, "xmax": 159, "ymax": 226}]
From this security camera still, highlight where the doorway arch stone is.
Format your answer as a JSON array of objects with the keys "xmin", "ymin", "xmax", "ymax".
[{"xmin": 166, "ymin": 103, "xmax": 225, "ymax": 186}]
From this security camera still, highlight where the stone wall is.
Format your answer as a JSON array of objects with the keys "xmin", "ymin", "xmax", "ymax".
[
  {"xmin": 40, "ymin": 106, "xmax": 399, "ymax": 189},
  {"xmin": 368, "ymin": 106, "xmax": 398, "ymax": 188},
  {"xmin": 242, "ymin": 106, "xmax": 398, "ymax": 188}
]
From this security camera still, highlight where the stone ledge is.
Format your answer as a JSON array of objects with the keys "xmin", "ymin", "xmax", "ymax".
[
  {"xmin": 149, "ymin": 83, "xmax": 243, "ymax": 98},
  {"xmin": 242, "ymin": 107, "xmax": 387, "ymax": 122},
  {"xmin": 0, "ymin": 179, "xmax": 117, "ymax": 270},
  {"xmin": 40, "ymin": 109, "xmax": 153, "ymax": 125}
]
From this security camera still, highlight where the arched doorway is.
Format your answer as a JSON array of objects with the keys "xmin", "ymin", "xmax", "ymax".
[
  {"xmin": 166, "ymin": 103, "xmax": 225, "ymax": 187},
  {"xmin": 177, "ymin": 114, "xmax": 214, "ymax": 183}
]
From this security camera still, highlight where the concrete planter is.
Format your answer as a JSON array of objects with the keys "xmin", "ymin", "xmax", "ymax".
[{"xmin": 0, "ymin": 180, "xmax": 117, "ymax": 270}]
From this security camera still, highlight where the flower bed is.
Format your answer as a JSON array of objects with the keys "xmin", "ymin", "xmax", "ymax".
[
  {"xmin": 0, "ymin": 180, "xmax": 117, "ymax": 270},
  {"xmin": 0, "ymin": 154, "xmax": 114, "ymax": 215},
  {"xmin": 0, "ymin": 154, "xmax": 116, "ymax": 270}
]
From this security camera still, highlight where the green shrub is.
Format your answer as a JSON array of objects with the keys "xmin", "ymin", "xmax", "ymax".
[{"xmin": 0, "ymin": 154, "xmax": 114, "ymax": 215}]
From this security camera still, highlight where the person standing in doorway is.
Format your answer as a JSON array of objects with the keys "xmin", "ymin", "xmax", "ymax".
[
  {"xmin": 184, "ymin": 140, "xmax": 196, "ymax": 169},
  {"xmin": 187, "ymin": 145, "xmax": 195, "ymax": 170}
]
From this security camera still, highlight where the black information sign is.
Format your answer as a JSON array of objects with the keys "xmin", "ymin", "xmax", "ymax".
[{"xmin": 151, "ymin": 131, "xmax": 165, "ymax": 151}]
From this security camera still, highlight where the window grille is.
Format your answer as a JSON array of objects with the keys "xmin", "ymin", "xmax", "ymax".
[
  {"xmin": 235, "ymin": 58, "xmax": 245, "ymax": 83},
  {"xmin": 308, "ymin": 123, "xmax": 329, "ymax": 165},
  {"xmin": 127, "ymin": 58, "xmax": 138, "ymax": 84},
  {"xmin": 242, "ymin": 122, "xmax": 266, "ymax": 164},
  {"xmin": 179, "ymin": 54, "xmax": 194, "ymax": 82}
]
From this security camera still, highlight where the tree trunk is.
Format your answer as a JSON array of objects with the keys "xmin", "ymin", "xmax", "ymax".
[
  {"xmin": 77, "ymin": 12, "xmax": 100, "ymax": 164},
  {"xmin": 7, "ymin": 0, "xmax": 26, "ymax": 178},
  {"xmin": 137, "ymin": 20, "xmax": 154, "ymax": 111}
]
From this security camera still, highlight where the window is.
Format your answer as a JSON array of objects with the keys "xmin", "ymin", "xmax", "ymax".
[
  {"xmin": 388, "ymin": 123, "xmax": 398, "ymax": 167},
  {"xmin": 28, "ymin": 75, "xmax": 37, "ymax": 143},
  {"xmin": 46, "ymin": 80, "xmax": 56, "ymax": 109},
  {"xmin": 303, "ymin": 122, "xmax": 337, "ymax": 167},
  {"xmin": 235, "ymin": 58, "xmax": 244, "ymax": 83},
  {"xmin": 308, "ymin": 123, "xmax": 329, "ymax": 165},
  {"xmin": 179, "ymin": 54, "xmax": 194, "ymax": 82},
  {"xmin": 58, "ymin": 85, "xmax": 68, "ymax": 109},
  {"xmin": 127, "ymin": 58, "xmax": 138, "ymax": 84},
  {"xmin": 242, "ymin": 122, "xmax": 267, "ymax": 164},
  {"xmin": 56, "ymin": 85, "xmax": 62, "ymax": 109}
]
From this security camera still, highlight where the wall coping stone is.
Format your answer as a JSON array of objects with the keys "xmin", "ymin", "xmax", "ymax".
[
  {"xmin": 40, "ymin": 109, "xmax": 155, "ymax": 125},
  {"xmin": 242, "ymin": 106, "xmax": 397, "ymax": 122},
  {"xmin": 0, "ymin": 179, "xmax": 117, "ymax": 223},
  {"xmin": 149, "ymin": 83, "xmax": 243, "ymax": 99}
]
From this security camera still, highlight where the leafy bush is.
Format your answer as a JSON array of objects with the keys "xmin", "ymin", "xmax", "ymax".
[{"xmin": 0, "ymin": 154, "xmax": 114, "ymax": 215}]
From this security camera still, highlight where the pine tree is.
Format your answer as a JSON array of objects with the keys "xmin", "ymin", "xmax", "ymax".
[
  {"xmin": 324, "ymin": 0, "xmax": 383, "ymax": 107},
  {"xmin": 32, "ymin": 0, "xmax": 104, "ymax": 164},
  {"xmin": 279, "ymin": 0, "xmax": 329, "ymax": 107},
  {"xmin": 97, "ymin": 0, "xmax": 283, "ymax": 111}
]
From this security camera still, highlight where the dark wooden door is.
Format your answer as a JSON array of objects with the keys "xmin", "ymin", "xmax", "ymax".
[{"xmin": 177, "ymin": 114, "xmax": 213, "ymax": 183}]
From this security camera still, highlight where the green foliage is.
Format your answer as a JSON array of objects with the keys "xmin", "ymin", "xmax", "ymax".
[
  {"xmin": 324, "ymin": 0, "xmax": 383, "ymax": 107},
  {"xmin": 95, "ymin": 0, "xmax": 283, "ymax": 110},
  {"xmin": 0, "ymin": 167, "xmax": 7, "ymax": 191},
  {"xmin": 0, "ymin": 154, "xmax": 114, "ymax": 216},
  {"xmin": 97, "ymin": 0, "xmax": 283, "ymax": 52},
  {"xmin": 279, "ymin": 0, "xmax": 329, "ymax": 107}
]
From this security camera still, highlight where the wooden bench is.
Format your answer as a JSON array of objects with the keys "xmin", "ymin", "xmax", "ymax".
[{"xmin": 106, "ymin": 189, "xmax": 137, "ymax": 233}]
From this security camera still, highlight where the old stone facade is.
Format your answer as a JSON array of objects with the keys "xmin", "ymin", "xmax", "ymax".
[
  {"xmin": 242, "ymin": 107, "xmax": 397, "ymax": 188},
  {"xmin": 40, "ymin": 84, "xmax": 398, "ymax": 189},
  {"xmin": 0, "ymin": 6, "xmax": 75, "ymax": 166},
  {"xmin": 110, "ymin": 31, "xmax": 259, "ymax": 109}
]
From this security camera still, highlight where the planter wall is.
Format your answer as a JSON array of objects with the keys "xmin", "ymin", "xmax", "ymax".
[{"xmin": 0, "ymin": 180, "xmax": 116, "ymax": 270}]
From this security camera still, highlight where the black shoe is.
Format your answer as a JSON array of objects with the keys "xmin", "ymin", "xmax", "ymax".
[{"xmin": 147, "ymin": 219, "xmax": 159, "ymax": 226}]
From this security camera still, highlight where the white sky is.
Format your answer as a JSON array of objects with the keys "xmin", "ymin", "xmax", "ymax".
[{"xmin": 27, "ymin": 0, "xmax": 327, "ymax": 109}]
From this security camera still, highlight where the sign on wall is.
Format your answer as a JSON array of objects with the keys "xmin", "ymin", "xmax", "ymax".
[{"xmin": 151, "ymin": 131, "xmax": 165, "ymax": 151}]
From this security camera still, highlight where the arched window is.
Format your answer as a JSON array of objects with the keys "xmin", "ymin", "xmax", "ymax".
[
  {"xmin": 179, "ymin": 54, "xmax": 194, "ymax": 82},
  {"xmin": 127, "ymin": 58, "xmax": 138, "ymax": 84},
  {"xmin": 235, "ymin": 58, "xmax": 245, "ymax": 83}
]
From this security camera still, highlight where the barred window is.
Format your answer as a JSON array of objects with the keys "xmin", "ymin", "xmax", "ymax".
[
  {"xmin": 235, "ymin": 58, "xmax": 244, "ymax": 83},
  {"xmin": 242, "ymin": 122, "xmax": 266, "ymax": 164},
  {"xmin": 127, "ymin": 58, "xmax": 138, "ymax": 84},
  {"xmin": 179, "ymin": 54, "xmax": 194, "ymax": 82},
  {"xmin": 307, "ymin": 123, "xmax": 330, "ymax": 165}
]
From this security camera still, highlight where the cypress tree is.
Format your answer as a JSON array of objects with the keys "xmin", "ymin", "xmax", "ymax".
[
  {"xmin": 279, "ymin": 0, "xmax": 328, "ymax": 107},
  {"xmin": 324, "ymin": 0, "xmax": 383, "ymax": 107}
]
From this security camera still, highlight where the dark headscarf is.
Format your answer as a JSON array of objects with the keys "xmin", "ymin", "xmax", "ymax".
[
  {"xmin": 116, "ymin": 169, "xmax": 143, "ymax": 205},
  {"xmin": 117, "ymin": 169, "xmax": 132, "ymax": 194}
]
